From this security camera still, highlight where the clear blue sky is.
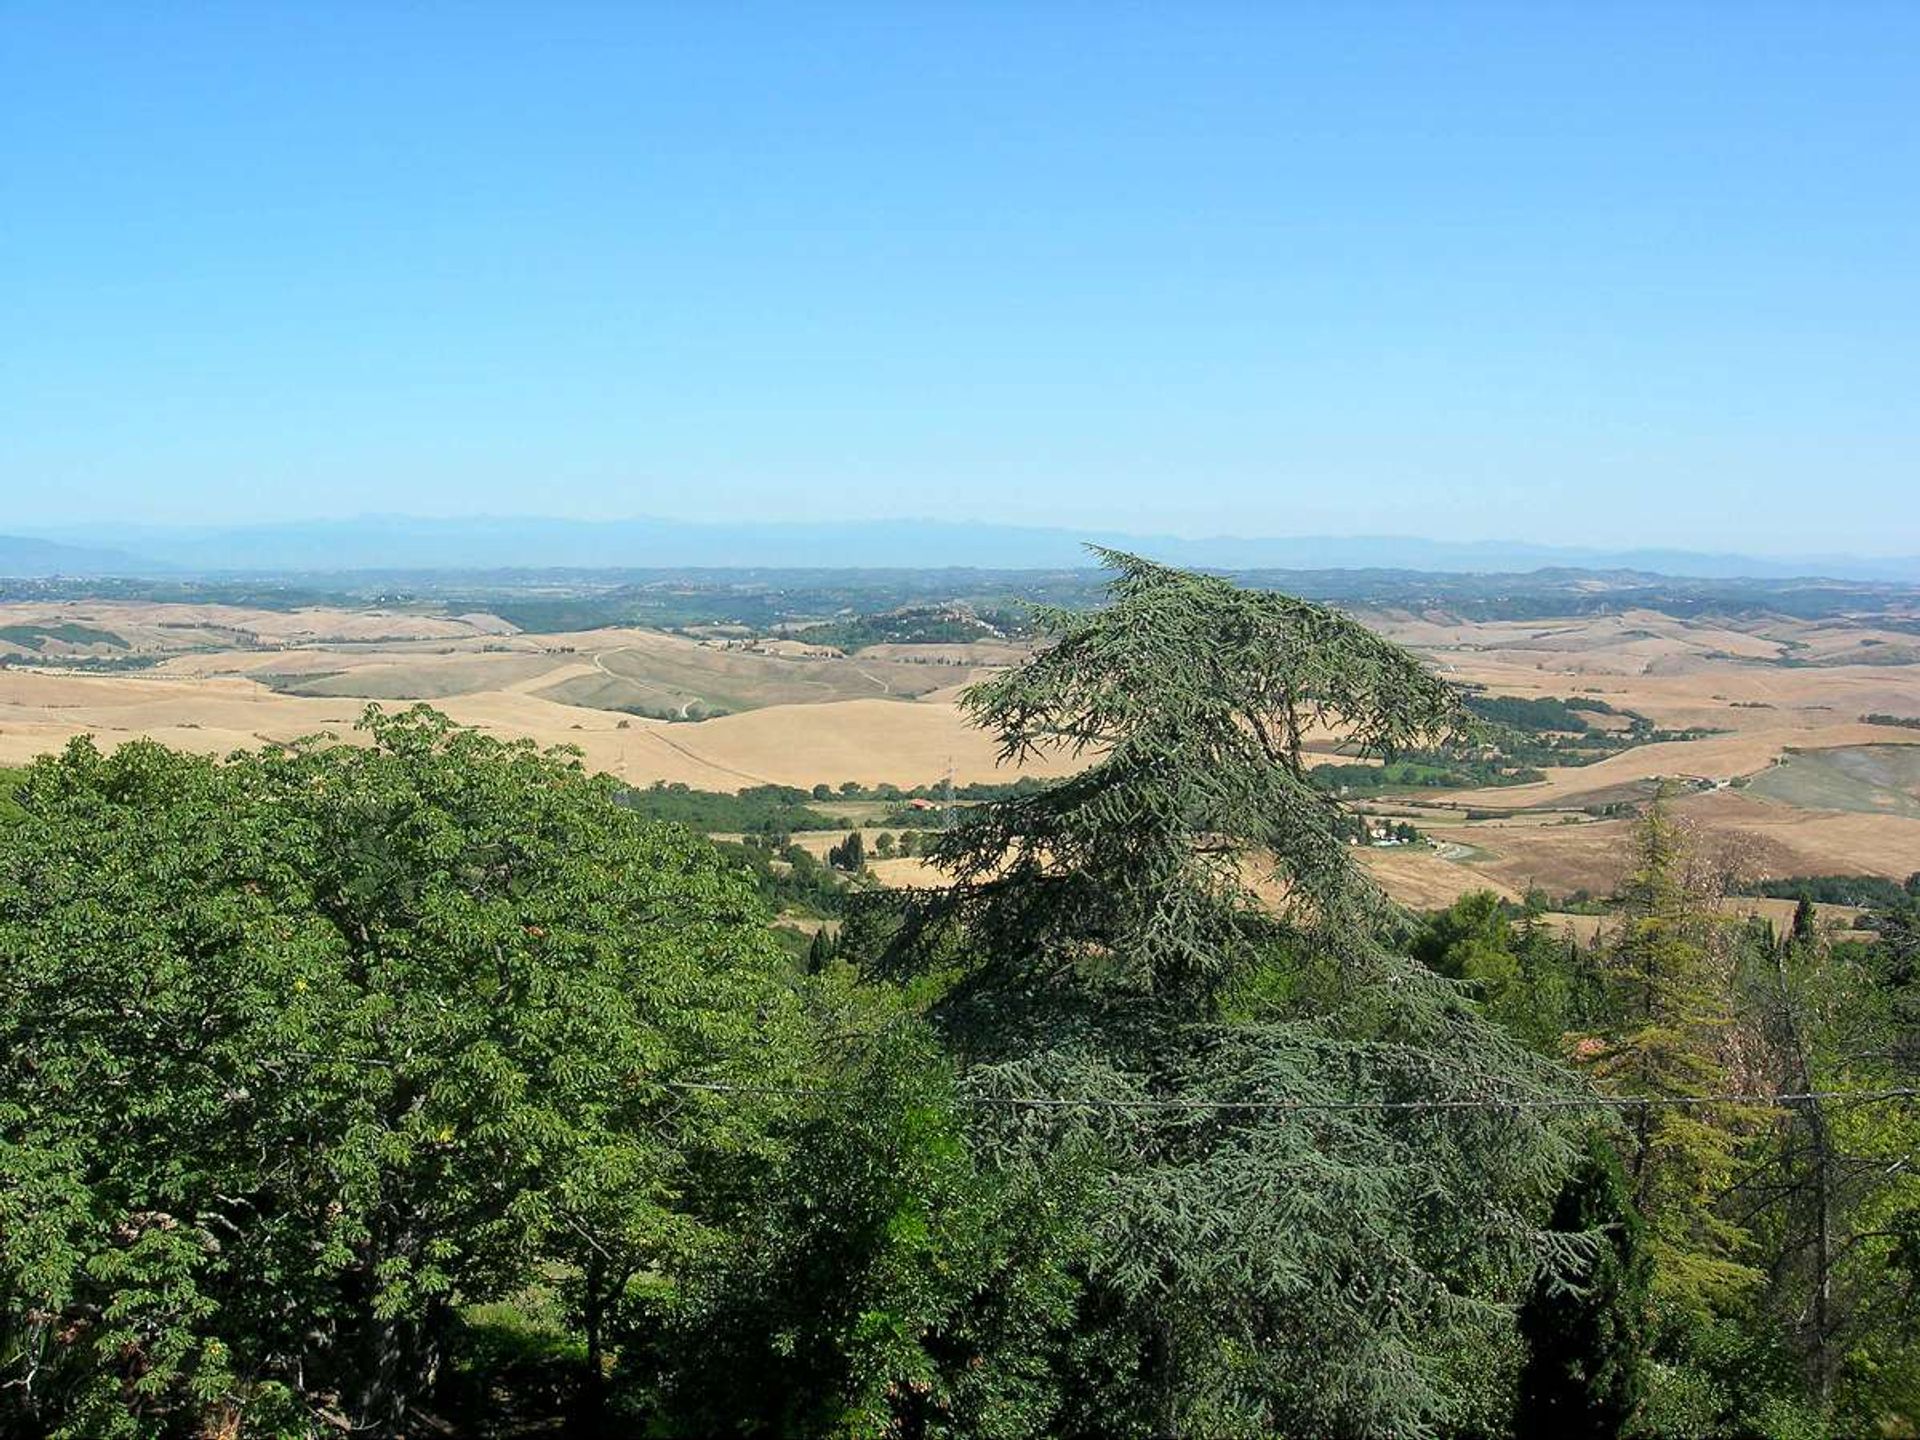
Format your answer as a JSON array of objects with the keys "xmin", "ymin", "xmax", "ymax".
[{"xmin": 3, "ymin": 2, "xmax": 1915, "ymax": 553}]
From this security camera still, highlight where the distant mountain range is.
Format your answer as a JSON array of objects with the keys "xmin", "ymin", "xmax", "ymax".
[
  {"xmin": 0, "ymin": 534, "xmax": 159, "ymax": 577},
  {"xmin": 5, "ymin": 517, "xmax": 1918, "ymax": 584}
]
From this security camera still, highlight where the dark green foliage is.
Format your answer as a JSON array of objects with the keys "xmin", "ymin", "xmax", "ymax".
[
  {"xmin": 869, "ymin": 551, "xmax": 1581, "ymax": 1436},
  {"xmin": 466, "ymin": 574, "xmax": 1078, "ymax": 638},
  {"xmin": 1881, "ymin": 896, "xmax": 1920, "ymax": 1001},
  {"xmin": 712, "ymin": 836, "xmax": 848, "ymax": 918},
  {"xmin": 1726, "ymin": 918, "xmax": 1920, "ymax": 1427},
  {"xmin": 1466, "ymin": 693, "xmax": 1596, "ymax": 733},
  {"xmin": 9, "ymin": 557, "xmax": 1920, "ymax": 1435},
  {"xmin": 613, "ymin": 698, "xmax": 732, "ymax": 722},
  {"xmin": 1577, "ymin": 797, "xmax": 1762, "ymax": 1313},
  {"xmin": 616, "ymin": 779, "xmax": 841, "ymax": 832},
  {"xmin": 0, "ymin": 577, "xmax": 346, "ymax": 611},
  {"xmin": 829, "ymin": 829, "xmax": 867, "ymax": 873},
  {"xmin": 807, "ymin": 927, "xmax": 835, "ymax": 974},
  {"xmin": 1862, "ymin": 712, "xmax": 1920, "ymax": 731},
  {"xmin": 1791, "ymin": 895, "xmax": 1818, "ymax": 943},
  {"xmin": 1410, "ymin": 890, "xmax": 1587, "ymax": 1048},
  {"xmin": 795, "ymin": 604, "xmax": 1008, "ymax": 652},
  {"xmin": 1516, "ymin": 1135, "xmax": 1651, "ymax": 1439},
  {"xmin": 0, "ymin": 621, "xmax": 127, "ymax": 650},
  {"xmin": 16, "ymin": 565, "xmax": 1919, "ymax": 633},
  {"xmin": 1311, "ymin": 754, "xmax": 1548, "ymax": 793},
  {"xmin": 1747, "ymin": 873, "xmax": 1914, "ymax": 908},
  {"xmin": 0, "ymin": 652, "xmax": 163, "ymax": 673},
  {"xmin": 945, "ymin": 777, "xmax": 1049, "ymax": 801},
  {"xmin": 639, "ymin": 1016, "xmax": 1087, "ymax": 1439}
]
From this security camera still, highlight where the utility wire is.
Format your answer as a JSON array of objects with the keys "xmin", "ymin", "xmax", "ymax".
[{"xmin": 667, "ymin": 1080, "xmax": 1920, "ymax": 1115}]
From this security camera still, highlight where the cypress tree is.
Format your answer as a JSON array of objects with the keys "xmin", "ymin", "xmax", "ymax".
[
  {"xmin": 829, "ymin": 829, "xmax": 866, "ymax": 873},
  {"xmin": 1791, "ymin": 895, "xmax": 1818, "ymax": 945},
  {"xmin": 1517, "ymin": 1133, "xmax": 1651, "ymax": 1439}
]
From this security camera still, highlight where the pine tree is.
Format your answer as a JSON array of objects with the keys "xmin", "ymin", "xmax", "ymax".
[
  {"xmin": 1729, "ymin": 893, "xmax": 1920, "ymax": 1421},
  {"xmin": 1578, "ymin": 792, "xmax": 1760, "ymax": 1313},
  {"xmin": 868, "ymin": 551, "xmax": 1581, "ymax": 1438}
]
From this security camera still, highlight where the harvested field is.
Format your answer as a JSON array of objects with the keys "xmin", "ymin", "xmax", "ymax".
[
  {"xmin": 0, "ymin": 600, "xmax": 513, "ymax": 653},
  {"xmin": 0, "ymin": 669, "xmax": 1074, "ymax": 791},
  {"xmin": 562, "ymin": 631, "xmax": 955, "ymax": 712},
  {"xmin": 1356, "ymin": 847, "xmax": 1520, "ymax": 908},
  {"xmin": 863, "ymin": 857, "xmax": 948, "ymax": 889},
  {"xmin": 1426, "ymin": 789, "xmax": 1920, "ymax": 897},
  {"xmin": 1538, "ymin": 899, "xmax": 1869, "ymax": 948},
  {"xmin": 268, "ymin": 653, "xmax": 565, "ymax": 700},
  {"xmin": 1437, "ymin": 726, "xmax": 1920, "ymax": 812},
  {"xmin": 1746, "ymin": 745, "xmax": 1920, "ymax": 820},
  {"xmin": 1434, "ymin": 817, "xmax": 1640, "ymax": 898},
  {"xmin": 857, "ymin": 641, "xmax": 1031, "ymax": 667},
  {"xmin": 604, "ymin": 698, "xmax": 1078, "ymax": 789},
  {"xmin": 1677, "ymin": 789, "xmax": 1920, "ymax": 882},
  {"xmin": 770, "ymin": 834, "xmax": 951, "ymax": 891},
  {"xmin": 6, "ymin": 597, "xmax": 1920, "ymax": 907}
]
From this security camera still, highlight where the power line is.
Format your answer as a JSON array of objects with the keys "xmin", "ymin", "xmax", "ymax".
[{"xmin": 667, "ymin": 1080, "xmax": 1920, "ymax": 1116}]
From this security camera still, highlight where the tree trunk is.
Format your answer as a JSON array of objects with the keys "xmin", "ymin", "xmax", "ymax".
[
  {"xmin": 1149, "ymin": 1312, "xmax": 1181, "ymax": 1439},
  {"xmin": 582, "ymin": 1255, "xmax": 607, "ymax": 1422},
  {"xmin": 1772, "ymin": 947, "xmax": 1836, "ymax": 1407}
]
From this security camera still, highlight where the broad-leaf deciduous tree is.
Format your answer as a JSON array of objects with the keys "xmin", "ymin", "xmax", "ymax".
[{"xmin": 0, "ymin": 707, "xmax": 794, "ymax": 1438}]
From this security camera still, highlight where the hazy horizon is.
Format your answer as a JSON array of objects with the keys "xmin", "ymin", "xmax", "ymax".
[
  {"xmin": 9, "ymin": 512, "xmax": 1920, "ymax": 584},
  {"xmin": 12, "ymin": 509, "xmax": 1920, "ymax": 565},
  {"xmin": 15, "ymin": 510, "xmax": 1920, "ymax": 568},
  {"xmin": 5, "ymin": 6, "xmax": 1917, "ymax": 553}
]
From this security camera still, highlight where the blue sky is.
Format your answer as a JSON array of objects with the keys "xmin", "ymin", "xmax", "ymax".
[{"xmin": 3, "ymin": 2, "xmax": 1915, "ymax": 553}]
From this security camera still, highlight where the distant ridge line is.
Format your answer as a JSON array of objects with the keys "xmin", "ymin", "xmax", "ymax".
[{"xmin": 4, "ymin": 517, "xmax": 1918, "ymax": 584}]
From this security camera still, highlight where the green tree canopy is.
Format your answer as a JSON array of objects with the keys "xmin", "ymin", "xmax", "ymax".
[
  {"xmin": 1577, "ymin": 794, "xmax": 1762, "ymax": 1315},
  {"xmin": 1516, "ymin": 1133, "xmax": 1651, "ymax": 1439},
  {"xmin": 0, "ymin": 706, "xmax": 797, "ymax": 1438},
  {"xmin": 864, "ymin": 552, "xmax": 1582, "ymax": 1438}
]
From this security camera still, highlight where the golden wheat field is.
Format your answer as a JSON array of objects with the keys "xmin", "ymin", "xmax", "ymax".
[
  {"xmin": 0, "ymin": 604, "xmax": 1064, "ymax": 789},
  {"xmin": 4, "ymin": 598, "xmax": 1918, "ymax": 903}
]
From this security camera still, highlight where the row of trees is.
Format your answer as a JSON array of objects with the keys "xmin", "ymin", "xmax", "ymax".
[
  {"xmin": 1415, "ymin": 827, "xmax": 1920, "ymax": 1433},
  {"xmin": 826, "ymin": 829, "xmax": 939, "ymax": 871},
  {"xmin": 3, "ymin": 554, "xmax": 1915, "ymax": 1436},
  {"xmin": 826, "ymin": 829, "xmax": 866, "ymax": 873}
]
